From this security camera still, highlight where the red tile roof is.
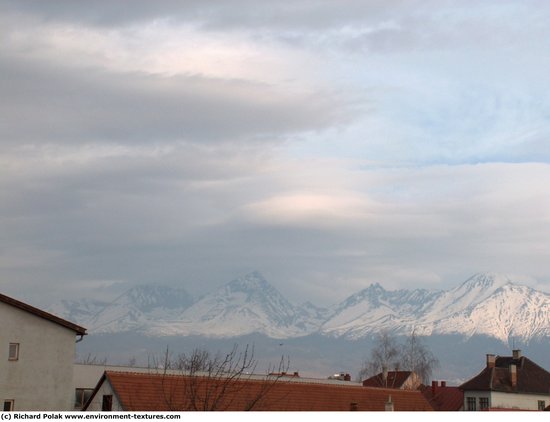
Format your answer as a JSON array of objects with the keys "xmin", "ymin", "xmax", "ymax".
[
  {"xmin": 0, "ymin": 292, "xmax": 87, "ymax": 335},
  {"xmin": 362, "ymin": 371, "xmax": 416, "ymax": 389},
  {"xmin": 420, "ymin": 383, "xmax": 463, "ymax": 411},
  {"xmin": 459, "ymin": 355, "xmax": 550, "ymax": 395},
  {"xmin": 87, "ymin": 371, "xmax": 434, "ymax": 411}
]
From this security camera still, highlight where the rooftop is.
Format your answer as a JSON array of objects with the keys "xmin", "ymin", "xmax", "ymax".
[
  {"xmin": 420, "ymin": 381, "xmax": 463, "ymax": 411},
  {"xmin": 0, "ymin": 292, "xmax": 87, "ymax": 335},
  {"xmin": 86, "ymin": 370, "xmax": 434, "ymax": 411},
  {"xmin": 362, "ymin": 370, "xmax": 417, "ymax": 389},
  {"xmin": 459, "ymin": 351, "xmax": 550, "ymax": 395}
]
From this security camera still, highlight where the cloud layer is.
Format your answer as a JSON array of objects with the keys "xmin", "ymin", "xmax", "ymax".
[{"xmin": 1, "ymin": 0, "xmax": 549, "ymax": 306}]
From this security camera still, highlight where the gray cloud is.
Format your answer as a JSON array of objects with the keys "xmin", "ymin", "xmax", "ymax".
[
  {"xmin": 1, "ymin": 0, "xmax": 550, "ymax": 309},
  {"xmin": 0, "ymin": 0, "xmax": 418, "ymax": 30},
  {"xmin": 0, "ymin": 54, "xmax": 341, "ymax": 146},
  {"xmin": 2, "ymin": 145, "xmax": 549, "ymax": 306}
]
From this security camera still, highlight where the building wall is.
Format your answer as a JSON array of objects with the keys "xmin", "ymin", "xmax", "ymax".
[
  {"xmin": 490, "ymin": 391, "xmax": 550, "ymax": 410},
  {"xmin": 75, "ymin": 363, "xmax": 167, "ymax": 391},
  {"xmin": 402, "ymin": 373, "xmax": 421, "ymax": 390},
  {"xmin": 464, "ymin": 390, "xmax": 550, "ymax": 411},
  {"xmin": 0, "ymin": 302, "xmax": 79, "ymax": 411},
  {"xmin": 74, "ymin": 363, "xmax": 198, "ymax": 391},
  {"xmin": 85, "ymin": 380, "xmax": 123, "ymax": 411}
]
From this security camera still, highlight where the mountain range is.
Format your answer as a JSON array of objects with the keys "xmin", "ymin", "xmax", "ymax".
[{"xmin": 49, "ymin": 272, "xmax": 550, "ymax": 343}]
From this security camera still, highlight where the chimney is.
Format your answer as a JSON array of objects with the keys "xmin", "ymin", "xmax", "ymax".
[
  {"xmin": 513, "ymin": 349, "xmax": 522, "ymax": 360},
  {"xmin": 441, "ymin": 381, "xmax": 446, "ymax": 388},
  {"xmin": 431, "ymin": 380, "xmax": 438, "ymax": 396},
  {"xmin": 385, "ymin": 395, "xmax": 394, "ymax": 412},
  {"xmin": 293, "ymin": 371, "xmax": 300, "ymax": 377},
  {"xmin": 486, "ymin": 354, "xmax": 496, "ymax": 368},
  {"xmin": 510, "ymin": 364, "xmax": 517, "ymax": 388},
  {"xmin": 344, "ymin": 373, "xmax": 351, "ymax": 382}
]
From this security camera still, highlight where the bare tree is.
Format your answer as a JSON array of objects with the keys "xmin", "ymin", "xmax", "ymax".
[
  {"xmin": 401, "ymin": 330, "xmax": 438, "ymax": 384},
  {"xmin": 75, "ymin": 353, "xmax": 108, "ymax": 365},
  {"xmin": 357, "ymin": 331, "xmax": 400, "ymax": 381},
  {"xmin": 149, "ymin": 344, "xmax": 290, "ymax": 411},
  {"xmin": 357, "ymin": 331, "xmax": 438, "ymax": 384}
]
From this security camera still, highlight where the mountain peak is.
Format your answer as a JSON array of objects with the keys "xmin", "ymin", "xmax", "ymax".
[
  {"xmin": 174, "ymin": 272, "xmax": 301, "ymax": 338},
  {"xmin": 226, "ymin": 271, "xmax": 269, "ymax": 292},
  {"xmin": 119, "ymin": 283, "xmax": 193, "ymax": 311},
  {"xmin": 366, "ymin": 282, "xmax": 385, "ymax": 292},
  {"xmin": 461, "ymin": 273, "xmax": 513, "ymax": 291}
]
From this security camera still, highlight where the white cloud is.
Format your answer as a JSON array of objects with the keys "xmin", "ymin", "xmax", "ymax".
[
  {"xmin": 243, "ymin": 193, "xmax": 373, "ymax": 226},
  {"xmin": 0, "ymin": 11, "xmax": 326, "ymax": 91}
]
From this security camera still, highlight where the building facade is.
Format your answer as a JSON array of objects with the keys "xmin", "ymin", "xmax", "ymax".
[
  {"xmin": 0, "ymin": 293, "xmax": 87, "ymax": 411},
  {"xmin": 460, "ymin": 350, "xmax": 550, "ymax": 411}
]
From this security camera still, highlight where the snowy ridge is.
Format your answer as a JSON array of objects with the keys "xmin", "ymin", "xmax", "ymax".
[
  {"xmin": 57, "ymin": 284, "xmax": 194, "ymax": 334},
  {"xmin": 321, "ymin": 273, "xmax": 550, "ymax": 342},
  {"xmin": 49, "ymin": 272, "xmax": 550, "ymax": 342},
  {"xmin": 321, "ymin": 283, "xmax": 442, "ymax": 338},
  {"xmin": 150, "ymin": 272, "xmax": 310, "ymax": 337}
]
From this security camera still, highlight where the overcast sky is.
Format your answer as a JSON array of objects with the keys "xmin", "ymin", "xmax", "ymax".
[{"xmin": 1, "ymin": 0, "xmax": 549, "ymax": 307}]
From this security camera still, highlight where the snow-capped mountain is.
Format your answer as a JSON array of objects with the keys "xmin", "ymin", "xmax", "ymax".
[
  {"xmin": 420, "ymin": 273, "xmax": 515, "ymax": 322},
  {"xmin": 51, "ymin": 284, "xmax": 193, "ymax": 334},
  {"xmin": 321, "ymin": 273, "xmax": 550, "ymax": 342},
  {"xmin": 428, "ymin": 282, "xmax": 550, "ymax": 341},
  {"xmin": 49, "ymin": 298, "xmax": 110, "ymax": 324},
  {"xmin": 147, "ymin": 271, "xmax": 314, "ymax": 337},
  {"xmin": 320, "ymin": 283, "xmax": 442, "ymax": 338},
  {"xmin": 293, "ymin": 301, "xmax": 333, "ymax": 332},
  {"xmin": 50, "ymin": 272, "xmax": 550, "ymax": 343}
]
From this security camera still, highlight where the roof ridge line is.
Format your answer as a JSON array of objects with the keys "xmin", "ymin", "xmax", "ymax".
[{"xmin": 0, "ymin": 292, "xmax": 87, "ymax": 335}]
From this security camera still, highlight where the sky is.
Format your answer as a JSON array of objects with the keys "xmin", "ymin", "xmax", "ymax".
[{"xmin": 1, "ymin": 0, "xmax": 549, "ymax": 308}]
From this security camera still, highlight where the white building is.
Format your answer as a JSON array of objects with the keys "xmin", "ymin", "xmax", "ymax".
[
  {"xmin": 459, "ymin": 350, "xmax": 550, "ymax": 411},
  {"xmin": 0, "ymin": 292, "xmax": 87, "ymax": 411}
]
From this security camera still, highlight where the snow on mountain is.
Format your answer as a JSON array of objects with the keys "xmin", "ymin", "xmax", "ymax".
[
  {"xmin": 88, "ymin": 284, "xmax": 194, "ymax": 334},
  {"xmin": 429, "ymin": 283, "xmax": 550, "ymax": 342},
  {"xmin": 321, "ymin": 273, "xmax": 550, "ymax": 341},
  {"xmin": 50, "ymin": 272, "xmax": 550, "ymax": 343},
  {"xmin": 151, "ymin": 271, "xmax": 314, "ymax": 338},
  {"xmin": 293, "ymin": 301, "xmax": 332, "ymax": 332},
  {"xmin": 320, "ymin": 283, "xmax": 442, "ymax": 338},
  {"xmin": 48, "ymin": 298, "xmax": 109, "ymax": 324},
  {"xmin": 420, "ymin": 273, "xmax": 514, "ymax": 321},
  {"xmin": 49, "ymin": 284, "xmax": 193, "ymax": 334}
]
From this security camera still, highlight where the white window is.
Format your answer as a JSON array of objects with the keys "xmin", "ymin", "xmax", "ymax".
[
  {"xmin": 538, "ymin": 400, "xmax": 546, "ymax": 411},
  {"xmin": 8, "ymin": 343, "xmax": 19, "ymax": 361},
  {"xmin": 466, "ymin": 397, "xmax": 476, "ymax": 411},
  {"xmin": 3, "ymin": 400, "xmax": 14, "ymax": 411}
]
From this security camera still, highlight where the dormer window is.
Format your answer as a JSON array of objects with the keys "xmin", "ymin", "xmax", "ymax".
[{"xmin": 8, "ymin": 343, "xmax": 19, "ymax": 361}]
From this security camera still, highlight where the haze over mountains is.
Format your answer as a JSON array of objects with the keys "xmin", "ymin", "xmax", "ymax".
[{"xmin": 50, "ymin": 272, "xmax": 550, "ymax": 344}]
